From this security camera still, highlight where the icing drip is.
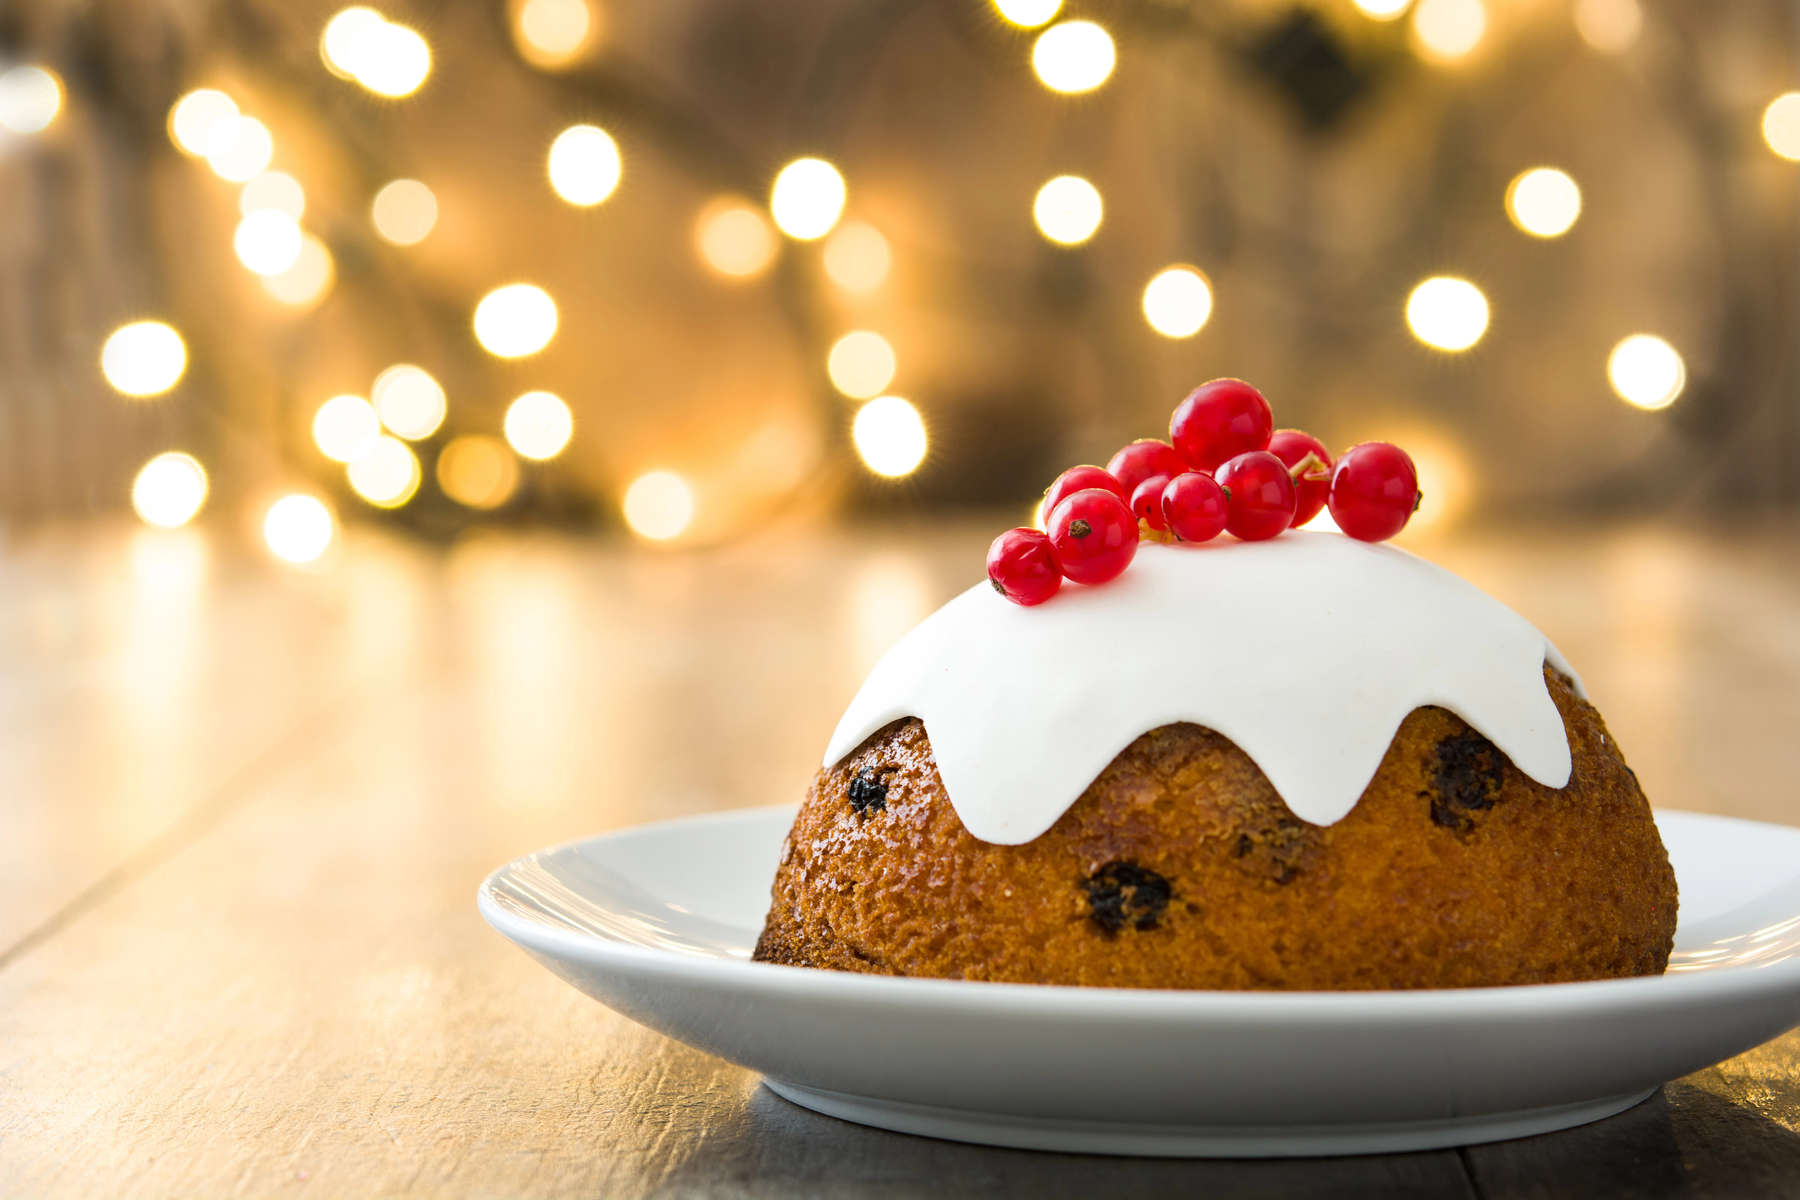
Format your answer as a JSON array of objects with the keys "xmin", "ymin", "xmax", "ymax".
[{"xmin": 824, "ymin": 533, "xmax": 1579, "ymax": 844}]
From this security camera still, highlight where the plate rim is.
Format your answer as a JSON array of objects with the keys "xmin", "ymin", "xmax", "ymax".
[{"xmin": 478, "ymin": 804, "xmax": 1800, "ymax": 1018}]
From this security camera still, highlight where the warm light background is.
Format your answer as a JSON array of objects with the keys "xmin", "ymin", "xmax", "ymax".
[{"xmin": 1, "ymin": 0, "xmax": 1797, "ymax": 556}]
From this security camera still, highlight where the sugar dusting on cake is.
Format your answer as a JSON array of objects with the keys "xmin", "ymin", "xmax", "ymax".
[{"xmin": 824, "ymin": 532, "xmax": 1579, "ymax": 844}]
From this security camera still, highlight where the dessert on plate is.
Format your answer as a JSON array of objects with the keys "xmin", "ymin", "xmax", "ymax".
[{"xmin": 754, "ymin": 380, "xmax": 1677, "ymax": 991}]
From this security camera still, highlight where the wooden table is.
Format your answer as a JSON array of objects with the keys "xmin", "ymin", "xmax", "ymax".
[{"xmin": 3, "ymin": 518, "xmax": 1799, "ymax": 1197}]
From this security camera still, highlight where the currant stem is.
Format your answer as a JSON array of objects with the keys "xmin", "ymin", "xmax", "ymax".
[{"xmin": 1287, "ymin": 451, "xmax": 1330, "ymax": 484}]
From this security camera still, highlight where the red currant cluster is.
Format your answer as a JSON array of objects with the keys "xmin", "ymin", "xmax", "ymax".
[{"xmin": 986, "ymin": 379, "xmax": 1422, "ymax": 607}]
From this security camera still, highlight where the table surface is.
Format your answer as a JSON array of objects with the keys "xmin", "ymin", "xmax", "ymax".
[{"xmin": 3, "ymin": 517, "xmax": 1800, "ymax": 1198}]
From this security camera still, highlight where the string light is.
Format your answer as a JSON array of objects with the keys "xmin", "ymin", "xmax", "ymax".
[
  {"xmin": 770, "ymin": 157, "xmax": 847, "ymax": 241},
  {"xmin": 1608, "ymin": 335, "xmax": 1685, "ymax": 410},
  {"xmin": 1351, "ymin": 0, "xmax": 1411, "ymax": 20},
  {"xmin": 622, "ymin": 470, "xmax": 695, "ymax": 541},
  {"xmin": 0, "ymin": 66, "xmax": 62, "ymax": 134},
  {"xmin": 131, "ymin": 453, "xmax": 208, "ymax": 529},
  {"xmin": 312, "ymin": 394, "xmax": 382, "ymax": 462},
  {"xmin": 1574, "ymin": 0, "xmax": 1640, "ymax": 54},
  {"xmin": 1505, "ymin": 167, "xmax": 1581, "ymax": 238},
  {"xmin": 101, "ymin": 321, "xmax": 187, "ymax": 397},
  {"xmin": 372, "ymin": 179, "xmax": 438, "ymax": 245},
  {"xmin": 1405, "ymin": 277, "xmax": 1489, "ymax": 351},
  {"xmin": 1031, "ymin": 21, "xmax": 1115, "ymax": 94},
  {"xmin": 514, "ymin": 0, "xmax": 596, "ymax": 68},
  {"xmin": 1141, "ymin": 267, "xmax": 1213, "ymax": 338},
  {"xmin": 437, "ymin": 435, "xmax": 520, "ymax": 509},
  {"xmin": 827, "ymin": 331, "xmax": 897, "ymax": 399},
  {"xmin": 1410, "ymin": 0, "xmax": 1485, "ymax": 62},
  {"xmin": 322, "ymin": 8, "xmax": 385, "ymax": 78},
  {"xmin": 823, "ymin": 222, "xmax": 891, "ymax": 293},
  {"xmin": 547, "ymin": 124, "xmax": 622, "ymax": 206},
  {"xmin": 504, "ymin": 390, "xmax": 574, "ymax": 459},
  {"xmin": 852, "ymin": 396, "xmax": 927, "ymax": 478},
  {"xmin": 233, "ymin": 210, "xmax": 304, "ymax": 276},
  {"xmin": 204, "ymin": 115, "xmax": 273, "ymax": 183},
  {"xmin": 1033, "ymin": 175, "xmax": 1102, "ymax": 245},
  {"xmin": 993, "ymin": 0, "xmax": 1061, "ymax": 29},
  {"xmin": 322, "ymin": 8, "xmax": 431, "ymax": 97},
  {"xmin": 694, "ymin": 198, "xmax": 779, "ymax": 279},
  {"xmin": 168, "ymin": 89, "xmax": 238, "ymax": 156},
  {"xmin": 240, "ymin": 171, "xmax": 306, "ymax": 219},
  {"xmin": 347, "ymin": 435, "xmax": 422, "ymax": 507},
  {"xmin": 1763, "ymin": 94, "xmax": 1800, "ymax": 162},
  {"xmin": 474, "ymin": 284, "xmax": 557, "ymax": 357},
  {"xmin": 263, "ymin": 494, "xmax": 334, "ymax": 564},
  {"xmin": 372, "ymin": 364, "xmax": 447, "ymax": 440},
  {"xmin": 262, "ymin": 234, "xmax": 336, "ymax": 308}
]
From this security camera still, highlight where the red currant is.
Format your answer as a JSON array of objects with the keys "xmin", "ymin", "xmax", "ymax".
[
  {"xmin": 1106, "ymin": 439, "xmax": 1188, "ymax": 498},
  {"xmin": 986, "ymin": 528, "xmax": 1063, "ymax": 606},
  {"xmin": 1215, "ymin": 450, "xmax": 1296, "ymax": 541},
  {"xmin": 1268, "ymin": 429, "xmax": 1333, "ymax": 529},
  {"xmin": 1169, "ymin": 379, "xmax": 1274, "ymax": 472},
  {"xmin": 1130, "ymin": 474, "xmax": 1173, "ymax": 532},
  {"xmin": 1048, "ymin": 488, "xmax": 1139, "ymax": 585},
  {"xmin": 1043, "ymin": 465, "xmax": 1126, "ymax": 525},
  {"xmin": 1328, "ymin": 442, "xmax": 1420, "ymax": 542},
  {"xmin": 1160, "ymin": 471, "xmax": 1229, "ymax": 543}
]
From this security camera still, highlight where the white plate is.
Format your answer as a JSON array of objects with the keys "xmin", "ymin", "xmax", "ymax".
[{"xmin": 478, "ymin": 807, "xmax": 1800, "ymax": 1158}]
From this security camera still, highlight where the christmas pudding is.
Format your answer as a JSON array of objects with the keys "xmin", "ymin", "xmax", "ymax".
[{"xmin": 754, "ymin": 381, "xmax": 1677, "ymax": 990}]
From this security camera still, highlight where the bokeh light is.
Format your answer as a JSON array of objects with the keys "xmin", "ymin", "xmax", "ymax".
[
  {"xmin": 233, "ymin": 210, "xmax": 304, "ymax": 276},
  {"xmin": 1405, "ymin": 277, "xmax": 1489, "ymax": 351},
  {"xmin": 312, "ymin": 394, "xmax": 382, "ymax": 463},
  {"xmin": 204, "ymin": 115, "xmax": 273, "ymax": 183},
  {"xmin": 828, "ymin": 331, "xmax": 897, "ymax": 399},
  {"xmin": 131, "ymin": 453, "xmax": 209, "ymax": 529},
  {"xmin": 372, "ymin": 364, "xmax": 447, "ymax": 440},
  {"xmin": 622, "ymin": 470, "xmax": 695, "ymax": 541},
  {"xmin": 852, "ymin": 396, "xmax": 928, "ymax": 478},
  {"xmin": 101, "ymin": 321, "xmax": 187, "ymax": 397},
  {"xmin": 263, "ymin": 495, "xmax": 334, "ymax": 564},
  {"xmin": 323, "ymin": 9, "xmax": 431, "ymax": 97},
  {"xmin": 169, "ymin": 89, "xmax": 238, "ymax": 156},
  {"xmin": 322, "ymin": 8, "xmax": 385, "ymax": 78},
  {"xmin": 823, "ymin": 221, "xmax": 891, "ymax": 293},
  {"xmin": 1351, "ymin": 0, "xmax": 1412, "ymax": 20},
  {"xmin": 1574, "ymin": 0, "xmax": 1641, "ymax": 54},
  {"xmin": 372, "ymin": 179, "xmax": 438, "ymax": 245},
  {"xmin": 548, "ymin": 124, "xmax": 622, "ymax": 206},
  {"xmin": 0, "ymin": 66, "xmax": 63, "ymax": 134},
  {"xmin": 1033, "ymin": 175, "xmax": 1103, "ymax": 246},
  {"xmin": 1410, "ymin": 0, "xmax": 1486, "ymax": 62},
  {"xmin": 437, "ymin": 435, "xmax": 520, "ymax": 509},
  {"xmin": 1763, "ymin": 94, "xmax": 1800, "ymax": 162},
  {"xmin": 262, "ymin": 234, "xmax": 336, "ymax": 308},
  {"xmin": 474, "ymin": 284, "xmax": 557, "ymax": 357},
  {"xmin": 694, "ymin": 198, "xmax": 779, "ymax": 279},
  {"xmin": 514, "ymin": 0, "xmax": 596, "ymax": 68},
  {"xmin": 1031, "ymin": 21, "xmax": 1115, "ymax": 94},
  {"xmin": 240, "ymin": 171, "xmax": 306, "ymax": 219},
  {"xmin": 770, "ymin": 157, "xmax": 847, "ymax": 241},
  {"xmin": 993, "ymin": 0, "xmax": 1061, "ymax": 28},
  {"xmin": 1505, "ymin": 167, "xmax": 1581, "ymax": 238},
  {"xmin": 1608, "ymin": 334, "xmax": 1685, "ymax": 410},
  {"xmin": 1141, "ymin": 267, "xmax": 1214, "ymax": 338},
  {"xmin": 504, "ymin": 390, "xmax": 574, "ymax": 459},
  {"xmin": 347, "ymin": 435, "xmax": 422, "ymax": 508}
]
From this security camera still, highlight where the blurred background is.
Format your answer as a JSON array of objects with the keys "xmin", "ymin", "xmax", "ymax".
[{"xmin": 4, "ymin": 0, "xmax": 1799, "ymax": 552}]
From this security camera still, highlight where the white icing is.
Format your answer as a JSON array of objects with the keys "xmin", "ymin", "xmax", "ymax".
[{"xmin": 824, "ymin": 532, "xmax": 1580, "ymax": 844}]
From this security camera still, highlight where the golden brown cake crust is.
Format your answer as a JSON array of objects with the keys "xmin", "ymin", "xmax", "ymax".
[{"xmin": 754, "ymin": 669, "xmax": 1677, "ymax": 990}]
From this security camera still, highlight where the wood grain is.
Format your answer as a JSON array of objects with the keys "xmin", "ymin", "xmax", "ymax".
[{"xmin": 0, "ymin": 518, "xmax": 1797, "ymax": 1197}]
